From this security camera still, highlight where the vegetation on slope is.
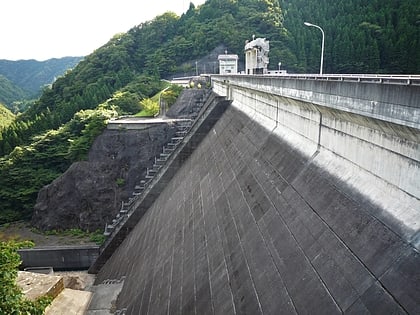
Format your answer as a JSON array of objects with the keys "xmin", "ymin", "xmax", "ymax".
[
  {"xmin": 0, "ymin": 103, "xmax": 15, "ymax": 131},
  {"xmin": 0, "ymin": 0, "xmax": 418, "ymax": 225},
  {"xmin": 0, "ymin": 79, "xmax": 181, "ymax": 224},
  {"xmin": 280, "ymin": 0, "xmax": 420, "ymax": 73},
  {"xmin": 0, "ymin": 74, "xmax": 31, "ymax": 108},
  {"xmin": 0, "ymin": 107, "xmax": 118, "ymax": 224},
  {"xmin": 0, "ymin": 57, "xmax": 83, "ymax": 96}
]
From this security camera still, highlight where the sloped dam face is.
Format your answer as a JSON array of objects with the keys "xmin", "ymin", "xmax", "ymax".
[{"xmin": 95, "ymin": 98, "xmax": 419, "ymax": 314}]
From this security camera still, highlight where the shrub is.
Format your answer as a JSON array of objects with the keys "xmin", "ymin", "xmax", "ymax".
[
  {"xmin": 0, "ymin": 241, "xmax": 52, "ymax": 314},
  {"xmin": 140, "ymin": 98, "xmax": 159, "ymax": 116}
]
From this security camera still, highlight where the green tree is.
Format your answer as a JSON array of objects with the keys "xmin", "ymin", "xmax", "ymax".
[
  {"xmin": 140, "ymin": 98, "xmax": 159, "ymax": 116},
  {"xmin": 0, "ymin": 241, "xmax": 52, "ymax": 314}
]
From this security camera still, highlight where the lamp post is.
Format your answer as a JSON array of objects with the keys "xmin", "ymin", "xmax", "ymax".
[{"xmin": 304, "ymin": 22, "xmax": 325, "ymax": 75}]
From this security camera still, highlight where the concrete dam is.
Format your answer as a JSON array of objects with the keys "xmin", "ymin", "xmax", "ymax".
[{"xmin": 90, "ymin": 75, "xmax": 420, "ymax": 314}]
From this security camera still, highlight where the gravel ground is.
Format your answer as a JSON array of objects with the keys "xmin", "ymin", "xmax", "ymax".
[{"xmin": 0, "ymin": 221, "xmax": 97, "ymax": 247}]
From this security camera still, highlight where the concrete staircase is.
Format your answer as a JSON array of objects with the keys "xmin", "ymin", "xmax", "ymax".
[{"xmin": 101, "ymin": 92, "xmax": 208, "ymax": 239}]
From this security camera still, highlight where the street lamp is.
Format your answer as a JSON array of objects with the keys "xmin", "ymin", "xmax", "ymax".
[{"xmin": 304, "ymin": 22, "xmax": 325, "ymax": 75}]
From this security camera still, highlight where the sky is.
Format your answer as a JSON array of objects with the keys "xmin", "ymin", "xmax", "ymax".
[{"xmin": 0, "ymin": 0, "xmax": 207, "ymax": 61}]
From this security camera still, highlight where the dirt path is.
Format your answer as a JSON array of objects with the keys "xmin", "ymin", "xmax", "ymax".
[{"xmin": 0, "ymin": 221, "xmax": 97, "ymax": 247}]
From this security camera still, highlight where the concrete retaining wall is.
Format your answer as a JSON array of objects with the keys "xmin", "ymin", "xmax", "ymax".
[{"xmin": 18, "ymin": 245, "xmax": 99, "ymax": 271}]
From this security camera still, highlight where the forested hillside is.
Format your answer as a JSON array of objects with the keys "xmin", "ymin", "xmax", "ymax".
[
  {"xmin": 280, "ymin": 0, "xmax": 420, "ymax": 73},
  {"xmin": 0, "ymin": 74, "xmax": 31, "ymax": 109},
  {"xmin": 0, "ymin": 0, "xmax": 418, "ymax": 226},
  {"xmin": 0, "ymin": 57, "xmax": 83, "ymax": 95},
  {"xmin": 0, "ymin": 57, "xmax": 83, "ymax": 114}
]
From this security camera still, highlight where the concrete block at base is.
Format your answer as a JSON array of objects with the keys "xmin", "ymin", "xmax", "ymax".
[
  {"xmin": 45, "ymin": 288, "xmax": 92, "ymax": 315},
  {"xmin": 17, "ymin": 271, "xmax": 64, "ymax": 301}
]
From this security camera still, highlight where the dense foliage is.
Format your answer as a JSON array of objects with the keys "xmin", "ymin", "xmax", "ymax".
[
  {"xmin": 161, "ymin": 84, "xmax": 184, "ymax": 106},
  {"xmin": 0, "ymin": 74, "xmax": 166, "ymax": 224},
  {"xmin": 0, "ymin": 107, "xmax": 118, "ymax": 224},
  {"xmin": 0, "ymin": 0, "xmax": 418, "ymax": 225},
  {"xmin": 280, "ymin": 0, "xmax": 420, "ymax": 73},
  {"xmin": 0, "ymin": 103, "xmax": 15, "ymax": 131},
  {"xmin": 0, "ymin": 241, "xmax": 52, "ymax": 314}
]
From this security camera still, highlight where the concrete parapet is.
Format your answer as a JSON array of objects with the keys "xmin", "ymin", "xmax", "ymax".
[{"xmin": 213, "ymin": 74, "xmax": 420, "ymax": 128}]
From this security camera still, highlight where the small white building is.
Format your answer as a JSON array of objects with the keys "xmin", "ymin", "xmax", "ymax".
[
  {"xmin": 244, "ymin": 37, "xmax": 269, "ymax": 74},
  {"xmin": 218, "ymin": 52, "xmax": 239, "ymax": 74}
]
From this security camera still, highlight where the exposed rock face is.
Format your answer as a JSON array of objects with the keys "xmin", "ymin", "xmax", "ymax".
[
  {"xmin": 31, "ymin": 88, "xmax": 209, "ymax": 232},
  {"xmin": 32, "ymin": 124, "xmax": 176, "ymax": 232},
  {"xmin": 166, "ymin": 88, "xmax": 208, "ymax": 118}
]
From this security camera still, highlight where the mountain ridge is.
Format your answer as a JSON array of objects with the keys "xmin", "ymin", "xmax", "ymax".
[{"xmin": 0, "ymin": 56, "xmax": 83, "ymax": 109}]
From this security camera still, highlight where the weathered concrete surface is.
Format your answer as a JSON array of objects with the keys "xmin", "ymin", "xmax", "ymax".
[
  {"xmin": 45, "ymin": 288, "xmax": 92, "ymax": 315},
  {"xmin": 215, "ymin": 74, "xmax": 420, "ymax": 128},
  {"xmin": 94, "ymin": 103, "xmax": 420, "ymax": 314},
  {"xmin": 17, "ymin": 270, "xmax": 94, "ymax": 315},
  {"xmin": 17, "ymin": 271, "xmax": 64, "ymax": 300},
  {"xmin": 85, "ymin": 277, "xmax": 125, "ymax": 314},
  {"xmin": 213, "ymin": 75, "xmax": 420, "ymax": 249}
]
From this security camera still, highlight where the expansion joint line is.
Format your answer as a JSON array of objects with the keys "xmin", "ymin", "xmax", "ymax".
[
  {"xmin": 314, "ymin": 103, "xmax": 322, "ymax": 151},
  {"xmin": 318, "ymin": 112, "xmax": 322, "ymax": 150}
]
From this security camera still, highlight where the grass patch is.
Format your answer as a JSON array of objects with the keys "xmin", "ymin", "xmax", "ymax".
[
  {"xmin": 134, "ymin": 110, "xmax": 155, "ymax": 117},
  {"xmin": 30, "ymin": 227, "xmax": 106, "ymax": 245}
]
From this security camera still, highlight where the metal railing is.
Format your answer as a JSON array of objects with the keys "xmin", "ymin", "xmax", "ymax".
[{"xmin": 213, "ymin": 73, "xmax": 420, "ymax": 86}]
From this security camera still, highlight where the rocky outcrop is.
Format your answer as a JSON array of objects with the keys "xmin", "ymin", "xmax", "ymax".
[
  {"xmin": 165, "ymin": 88, "xmax": 208, "ymax": 118},
  {"xmin": 31, "ymin": 89, "xmax": 209, "ymax": 232},
  {"xmin": 31, "ymin": 124, "xmax": 176, "ymax": 232}
]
